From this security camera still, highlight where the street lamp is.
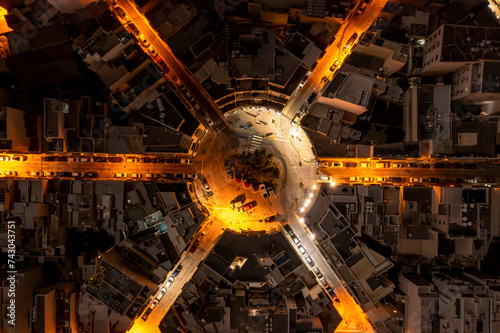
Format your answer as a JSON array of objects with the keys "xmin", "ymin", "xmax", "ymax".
[
  {"xmin": 299, "ymin": 217, "xmax": 305, "ymax": 223},
  {"xmin": 312, "ymin": 185, "xmax": 317, "ymax": 190},
  {"xmin": 330, "ymin": 181, "xmax": 336, "ymax": 187}
]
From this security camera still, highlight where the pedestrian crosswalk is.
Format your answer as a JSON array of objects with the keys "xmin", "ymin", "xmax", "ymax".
[{"xmin": 248, "ymin": 134, "xmax": 263, "ymax": 153}]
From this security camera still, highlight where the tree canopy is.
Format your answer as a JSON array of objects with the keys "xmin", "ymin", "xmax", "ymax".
[{"xmin": 231, "ymin": 148, "xmax": 280, "ymax": 185}]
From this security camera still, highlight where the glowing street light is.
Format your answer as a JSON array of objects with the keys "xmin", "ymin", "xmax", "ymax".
[
  {"xmin": 300, "ymin": 207, "xmax": 305, "ymax": 213},
  {"xmin": 312, "ymin": 185, "xmax": 317, "ymax": 189},
  {"xmin": 309, "ymin": 193, "xmax": 314, "ymax": 198},
  {"xmin": 330, "ymin": 181, "xmax": 336, "ymax": 187},
  {"xmin": 299, "ymin": 217, "xmax": 305, "ymax": 223}
]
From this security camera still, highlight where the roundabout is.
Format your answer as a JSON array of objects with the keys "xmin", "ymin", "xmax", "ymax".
[{"xmin": 193, "ymin": 107, "xmax": 320, "ymax": 233}]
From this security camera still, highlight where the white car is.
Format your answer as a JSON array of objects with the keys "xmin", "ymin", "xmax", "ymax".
[
  {"xmin": 204, "ymin": 115, "xmax": 214, "ymax": 126},
  {"xmin": 410, "ymin": 177, "xmax": 423, "ymax": 183},
  {"xmin": 157, "ymin": 287, "xmax": 167, "ymax": 299},
  {"xmin": 165, "ymin": 276, "xmax": 174, "ymax": 288},
  {"xmin": 180, "ymin": 159, "xmax": 191, "ymax": 164},
  {"xmin": 298, "ymin": 245, "xmax": 306, "ymax": 255},
  {"xmin": 292, "ymin": 237, "xmax": 300, "ymax": 245},
  {"xmin": 259, "ymin": 184, "xmax": 268, "ymax": 198}
]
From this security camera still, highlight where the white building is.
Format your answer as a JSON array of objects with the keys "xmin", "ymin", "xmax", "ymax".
[{"xmin": 451, "ymin": 60, "xmax": 500, "ymax": 106}]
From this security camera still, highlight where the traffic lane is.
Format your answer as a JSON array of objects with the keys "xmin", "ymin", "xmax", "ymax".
[
  {"xmin": 117, "ymin": 0, "xmax": 224, "ymax": 123},
  {"xmin": 286, "ymin": 216, "xmax": 370, "ymax": 330}
]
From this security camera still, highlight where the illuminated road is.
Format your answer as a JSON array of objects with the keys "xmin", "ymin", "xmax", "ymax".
[
  {"xmin": 283, "ymin": 0, "xmax": 389, "ymax": 122},
  {"xmin": 4, "ymin": 0, "xmax": 493, "ymax": 332},
  {"xmin": 113, "ymin": 1, "xmax": 226, "ymax": 132}
]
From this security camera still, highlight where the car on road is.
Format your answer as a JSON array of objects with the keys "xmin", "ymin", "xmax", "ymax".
[
  {"xmin": 307, "ymin": 92, "xmax": 317, "ymax": 103},
  {"xmin": 420, "ymin": 163, "xmax": 430, "ymax": 168},
  {"xmin": 0, "ymin": 155, "xmax": 10, "ymax": 161},
  {"xmin": 345, "ymin": 162, "xmax": 357, "ymax": 168},
  {"xmin": 114, "ymin": 173, "xmax": 127, "ymax": 178},
  {"xmin": 43, "ymin": 171, "xmax": 57, "ymax": 177},
  {"xmin": 189, "ymin": 240, "xmax": 200, "ymax": 253},
  {"xmin": 299, "ymin": 104, "xmax": 308, "ymax": 114},
  {"xmin": 108, "ymin": 157, "xmax": 122, "ymax": 163},
  {"xmin": 72, "ymin": 172, "xmax": 85, "ymax": 177},
  {"xmin": 463, "ymin": 164, "xmax": 476, "ymax": 169},
  {"xmin": 80, "ymin": 157, "xmax": 93, "ymax": 162},
  {"xmin": 238, "ymin": 202, "xmax": 255, "ymax": 212},
  {"xmin": 346, "ymin": 176, "xmax": 359, "ymax": 182},
  {"xmin": 428, "ymin": 178, "xmax": 440, "ymax": 183},
  {"xmin": 343, "ymin": 33, "xmax": 358, "ymax": 53},
  {"xmin": 465, "ymin": 178, "xmax": 477, "ymax": 183},
  {"xmin": 157, "ymin": 287, "xmax": 167, "ymax": 299},
  {"xmin": 410, "ymin": 178, "xmax": 423, "ymax": 183},
  {"xmin": 85, "ymin": 172, "xmax": 97, "ymax": 178},
  {"xmin": 357, "ymin": 2, "xmax": 367, "ymax": 14},
  {"xmin": 319, "ymin": 175, "xmax": 332, "ymax": 181},
  {"xmin": 360, "ymin": 162, "xmax": 371, "ymax": 168},
  {"xmin": 391, "ymin": 163, "xmax": 403, "ymax": 168},
  {"xmin": 305, "ymin": 255, "xmax": 315, "ymax": 266},
  {"xmin": 174, "ymin": 173, "xmax": 186, "ymax": 179},
  {"xmin": 235, "ymin": 170, "xmax": 242, "ymax": 183},
  {"xmin": 204, "ymin": 115, "xmax": 214, "ymax": 126},
  {"xmin": 243, "ymin": 176, "xmax": 250, "ymax": 188},
  {"xmin": 11, "ymin": 155, "xmax": 27, "ymax": 161},
  {"xmin": 291, "ymin": 113, "xmax": 301, "ymax": 125},
  {"xmin": 292, "ymin": 237, "xmax": 300, "ymax": 245},
  {"xmin": 131, "ymin": 173, "xmax": 141, "ymax": 178},
  {"xmin": 251, "ymin": 180, "xmax": 259, "ymax": 191},
  {"xmin": 284, "ymin": 224, "xmax": 293, "ymax": 235},
  {"xmin": 142, "ymin": 308, "xmax": 152, "ymax": 321},
  {"xmin": 42, "ymin": 156, "xmax": 56, "ymax": 161},
  {"xmin": 180, "ymin": 159, "xmax": 191, "ymax": 164},
  {"xmin": 433, "ymin": 163, "xmax": 447, "ymax": 168},
  {"xmin": 267, "ymin": 186, "xmax": 275, "ymax": 197},
  {"xmin": 147, "ymin": 45, "xmax": 156, "ymax": 56},
  {"xmin": 259, "ymin": 184, "xmax": 269, "ymax": 198},
  {"xmin": 449, "ymin": 163, "xmax": 461, "ymax": 169},
  {"xmin": 114, "ymin": 6, "xmax": 128, "ymax": 19},
  {"xmin": 319, "ymin": 276, "xmax": 328, "ymax": 286},
  {"xmin": 151, "ymin": 157, "xmax": 165, "ymax": 163},
  {"xmin": 60, "ymin": 172, "xmax": 72, "ymax": 177},
  {"xmin": 139, "ymin": 34, "xmax": 149, "ymax": 47},
  {"xmin": 128, "ymin": 23, "xmax": 139, "ymax": 35},
  {"xmin": 165, "ymin": 276, "xmax": 175, "ymax": 288},
  {"xmin": 389, "ymin": 177, "xmax": 406, "ymax": 183},
  {"xmin": 67, "ymin": 157, "xmax": 79, "ymax": 162},
  {"xmin": 376, "ymin": 177, "xmax": 387, "ymax": 182},
  {"xmin": 95, "ymin": 156, "xmax": 107, "ymax": 163},
  {"xmin": 172, "ymin": 265, "xmax": 182, "ymax": 277},
  {"xmin": 330, "ymin": 162, "xmax": 343, "ymax": 168},
  {"xmin": 30, "ymin": 171, "xmax": 40, "ymax": 176},
  {"xmin": 483, "ymin": 178, "xmax": 494, "ymax": 183},
  {"xmin": 126, "ymin": 157, "xmax": 138, "ymax": 163},
  {"xmin": 408, "ymin": 163, "xmax": 420, "ymax": 168},
  {"xmin": 361, "ymin": 177, "xmax": 373, "ymax": 183},
  {"xmin": 149, "ymin": 299, "xmax": 158, "ymax": 309},
  {"xmin": 376, "ymin": 162, "xmax": 389, "ymax": 168},
  {"xmin": 145, "ymin": 173, "xmax": 158, "ymax": 178},
  {"xmin": 327, "ymin": 288, "xmax": 340, "ymax": 302},
  {"xmin": 187, "ymin": 174, "xmax": 198, "ymax": 179},
  {"xmin": 155, "ymin": 56, "xmax": 168, "ymax": 72},
  {"xmin": 226, "ymin": 168, "xmax": 234, "ymax": 181},
  {"xmin": 298, "ymin": 245, "xmax": 307, "ymax": 255},
  {"xmin": 330, "ymin": 60, "xmax": 340, "ymax": 71}
]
